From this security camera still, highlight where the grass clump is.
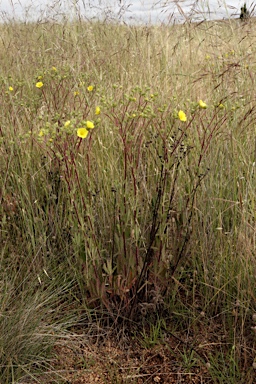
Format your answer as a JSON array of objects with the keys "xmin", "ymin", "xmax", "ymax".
[{"xmin": 0, "ymin": 11, "xmax": 256, "ymax": 383}]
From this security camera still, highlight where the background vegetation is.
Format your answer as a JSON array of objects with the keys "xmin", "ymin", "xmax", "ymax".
[{"xmin": 0, "ymin": 10, "xmax": 256, "ymax": 383}]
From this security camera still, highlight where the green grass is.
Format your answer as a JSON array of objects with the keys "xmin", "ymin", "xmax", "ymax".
[{"xmin": 0, "ymin": 10, "xmax": 256, "ymax": 383}]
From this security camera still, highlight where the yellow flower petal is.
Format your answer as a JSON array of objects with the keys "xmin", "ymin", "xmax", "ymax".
[
  {"xmin": 199, "ymin": 100, "xmax": 207, "ymax": 109},
  {"xmin": 36, "ymin": 81, "xmax": 44, "ymax": 88},
  {"xmin": 77, "ymin": 128, "xmax": 89, "ymax": 139},
  {"xmin": 86, "ymin": 121, "xmax": 94, "ymax": 129},
  {"xmin": 87, "ymin": 85, "xmax": 94, "ymax": 92},
  {"xmin": 9, "ymin": 86, "xmax": 13, "ymax": 91},
  {"xmin": 178, "ymin": 110, "xmax": 187, "ymax": 122},
  {"xmin": 95, "ymin": 106, "xmax": 101, "ymax": 115}
]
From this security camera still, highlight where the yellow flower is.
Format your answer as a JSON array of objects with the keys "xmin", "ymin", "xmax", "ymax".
[
  {"xmin": 36, "ymin": 81, "xmax": 44, "ymax": 88},
  {"xmin": 77, "ymin": 128, "xmax": 89, "ymax": 139},
  {"xmin": 199, "ymin": 100, "xmax": 207, "ymax": 109},
  {"xmin": 52, "ymin": 66, "xmax": 57, "ymax": 71},
  {"xmin": 37, "ymin": 75, "xmax": 43, "ymax": 80},
  {"xmin": 87, "ymin": 85, "xmax": 94, "ymax": 92},
  {"xmin": 86, "ymin": 120, "xmax": 94, "ymax": 129},
  {"xmin": 64, "ymin": 120, "xmax": 71, "ymax": 127},
  {"xmin": 95, "ymin": 106, "xmax": 101, "ymax": 115},
  {"xmin": 9, "ymin": 86, "xmax": 13, "ymax": 91},
  {"xmin": 218, "ymin": 103, "xmax": 225, "ymax": 109},
  {"xmin": 39, "ymin": 130, "xmax": 45, "ymax": 137},
  {"xmin": 74, "ymin": 91, "xmax": 80, "ymax": 96},
  {"xmin": 178, "ymin": 110, "xmax": 187, "ymax": 122}
]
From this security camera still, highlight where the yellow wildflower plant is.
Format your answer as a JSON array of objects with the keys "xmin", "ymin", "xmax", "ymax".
[
  {"xmin": 199, "ymin": 100, "xmax": 207, "ymax": 109},
  {"xmin": 77, "ymin": 128, "xmax": 89, "ymax": 139},
  {"xmin": 86, "ymin": 121, "xmax": 94, "ymax": 129},
  {"xmin": 74, "ymin": 91, "xmax": 80, "ymax": 96},
  {"xmin": 95, "ymin": 106, "xmax": 101, "ymax": 115},
  {"xmin": 36, "ymin": 81, "xmax": 44, "ymax": 88},
  {"xmin": 9, "ymin": 86, "xmax": 14, "ymax": 91},
  {"xmin": 178, "ymin": 110, "xmax": 187, "ymax": 122},
  {"xmin": 87, "ymin": 85, "xmax": 94, "ymax": 92},
  {"xmin": 52, "ymin": 66, "xmax": 57, "ymax": 71}
]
